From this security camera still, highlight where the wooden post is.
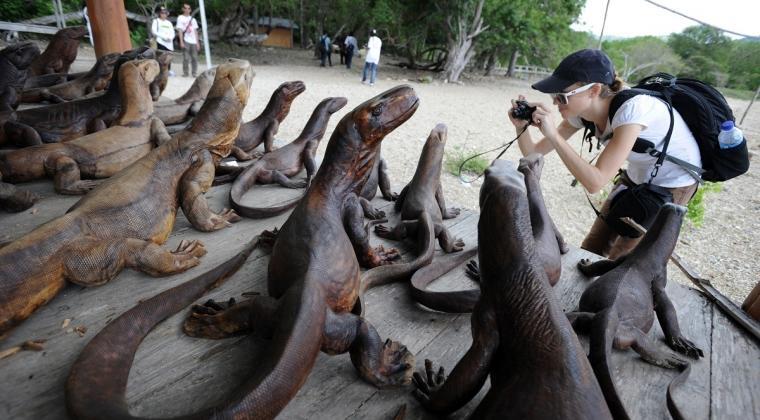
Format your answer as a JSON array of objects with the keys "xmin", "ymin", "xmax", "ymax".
[{"xmin": 86, "ymin": 0, "xmax": 131, "ymax": 58}]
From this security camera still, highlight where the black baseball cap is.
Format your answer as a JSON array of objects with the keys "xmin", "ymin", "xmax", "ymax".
[{"xmin": 532, "ymin": 49, "xmax": 615, "ymax": 93}]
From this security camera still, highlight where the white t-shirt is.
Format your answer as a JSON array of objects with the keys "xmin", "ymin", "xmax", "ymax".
[
  {"xmin": 175, "ymin": 15, "xmax": 199, "ymax": 45},
  {"xmin": 365, "ymin": 36, "xmax": 382, "ymax": 64},
  {"xmin": 151, "ymin": 18, "xmax": 175, "ymax": 51},
  {"xmin": 568, "ymin": 94, "xmax": 702, "ymax": 188}
]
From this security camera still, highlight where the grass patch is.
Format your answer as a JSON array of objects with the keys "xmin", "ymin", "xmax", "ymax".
[
  {"xmin": 686, "ymin": 182, "xmax": 722, "ymax": 227},
  {"xmin": 445, "ymin": 147, "xmax": 490, "ymax": 179}
]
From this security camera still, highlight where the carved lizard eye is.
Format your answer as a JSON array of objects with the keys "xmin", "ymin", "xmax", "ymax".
[{"xmin": 372, "ymin": 104, "xmax": 384, "ymax": 117}]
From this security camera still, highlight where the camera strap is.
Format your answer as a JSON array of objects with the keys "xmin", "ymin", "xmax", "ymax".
[{"xmin": 457, "ymin": 125, "xmax": 528, "ymax": 183}]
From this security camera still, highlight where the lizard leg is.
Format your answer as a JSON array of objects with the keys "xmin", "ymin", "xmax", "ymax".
[
  {"xmin": 263, "ymin": 120, "xmax": 279, "ymax": 153},
  {"xmin": 270, "ymin": 170, "xmax": 307, "ymax": 189},
  {"xmin": 359, "ymin": 196, "xmax": 386, "ymax": 220},
  {"xmin": 653, "ymin": 283, "xmax": 704, "ymax": 359},
  {"xmin": 345, "ymin": 194, "xmax": 399, "ymax": 267},
  {"xmin": 437, "ymin": 224, "xmax": 464, "ymax": 253},
  {"xmin": 4, "ymin": 121, "xmax": 42, "ymax": 147},
  {"xmin": 180, "ymin": 149, "xmax": 241, "ymax": 232},
  {"xmin": 48, "ymin": 155, "xmax": 101, "ymax": 195},
  {"xmin": 0, "ymin": 173, "xmax": 38, "ymax": 212},
  {"xmin": 377, "ymin": 158, "xmax": 398, "ymax": 201},
  {"xmin": 577, "ymin": 256, "xmax": 625, "ymax": 277},
  {"xmin": 230, "ymin": 146, "xmax": 255, "ymax": 161},
  {"xmin": 435, "ymin": 184, "xmax": 460, "ymax": 219},
  {"xmin": 373, "ymin": 219, "xmax": 408, "ymax": 241},
  {"xmin": 464, "ymin": 259, "xmax": 481, "ymax": 283},
  {"xmin": 322, "ymin": 309, "xmax": 414, "ymax": 388},
  {"xmin": 63, "ymin": 237, "xmax": 206, "ymax": 286},
  {"xmin": 39, "ymin": 89, "xmax": 65, "ymax": 103},
  {"xmin": 87, "ymin": 118, "xmax": 107, "ymax": 134},
  {"xmin": 630, "ymin": 328, "xmax": 688, "ymax": 369},
  {"xmin": 183, "ymin": 295, "xmax": 278, "ymax": 340}
]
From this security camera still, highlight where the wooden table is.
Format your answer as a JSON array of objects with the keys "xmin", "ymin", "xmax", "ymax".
[{"xmin": 0, "ymin": 180, "xmax": 758, "ymax": 419}]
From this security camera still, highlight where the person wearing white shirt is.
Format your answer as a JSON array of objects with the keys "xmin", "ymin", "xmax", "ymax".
[
  {"xmin": 151, "ymin": 6, "xmax": 175, "ymax": 52},
  {"xmin": 361, "ymin": 29, "xmax": 382, "ymax": 86},
  {"xmin": 510, "ymin": 49, "xmax": 702, "ymax": 259},
  {"xmin": 175, "ymin": 3, "xmax": 200, "ymax": 77}
]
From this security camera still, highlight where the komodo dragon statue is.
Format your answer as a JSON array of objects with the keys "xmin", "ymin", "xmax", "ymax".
[
  {"xmin": 410, "ymin": 153, "xmax": 569, "ymax": 313},
  {"xmin": 66, "ymin": 85, "xmax": 435, "ymax": 420},
  {"xmin": 0, "ymin": 42, "xmax": 40, "ymax": 111},
  {"xmin": 150, "ymin": 50, "xmax": 173, "ymax": 101},
  {"xmin": 230, "ymin": 80, "xmax": 306, "ymax": 160},
  {"xmin": 229, "ymin": 96, "xmax": 348, "ymax": 218},
  {"xmin": 23, "ymin": 69, "xmax": 86, "ymax": 89},
  {"xmin": 412, "ymin": 159, "xmax": 613, "ymax": 420},
  {"xmin": 27, "ymin": 26, "xmax": 88, "ymax": 76},
  {"xmin": 154, "ymin": 67, "xmax": 217, "ymax": 125},
  {"xmin": 0, "ymin": 48, "xmax": 155, "ymax": 147},
  {"xmin": 374, "ymin": 123, "xmax": 464, "ymax": 253},
  {"xmin": 567, "ymin": 202, "xmax": 704, "ymax": 419},
  {"xmin": 0, "ymin": 59, "xmax": 168, "ymax": 212},
  {"xmin": 18, "ymin": 52, "xmax": 120, "ymax": 104},
  {"xmin": 358, "ymin": 148, "xmax": 397, "ymax": 219},
  {"xmin": 0, "ymin": 59, "xmax": 251, "ymax": 338}
]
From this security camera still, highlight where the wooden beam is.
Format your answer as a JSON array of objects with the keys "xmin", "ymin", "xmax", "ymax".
[
  {"xmin": 0, "ymin": 21, "xmax": 59, "ymax": 35},
  {"xmin": 86, "ymin": 0, "xmax": 132, "ymax": 58}
]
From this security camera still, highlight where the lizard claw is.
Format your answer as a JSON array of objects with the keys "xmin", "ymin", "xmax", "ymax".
[
  {"xmin": 412, "ymin": 359, "xmax": 446, "ymax": 405},
  {"xmin": 260, "ymin": 227, "xmax": 280, "ymax": 247},
  {"xmin": 668, "ymin": 336, "xmax": 704, "ymax": 359},
  {"xmin": 464, "ymin": 259, "xmax": 480, "ymax": 282},
  {"xmin": 374, "ymin": 224, "xmax": 391, "ymax": 237},
  {"xmin": 174, "ymin": 239, "xmax": 207, "ymax": 257},
  {"xmin": 365, "ymin": 207, "xmax": 386, "ymax": 220},
  {"xmin": 365, "ymin": 338, "xmax": 415, "ymax": 388}
]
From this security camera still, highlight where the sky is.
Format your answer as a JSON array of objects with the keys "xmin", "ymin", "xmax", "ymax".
[{"xmin": 572, "ymin": 0, "xmax": 760, "ymax": 39}]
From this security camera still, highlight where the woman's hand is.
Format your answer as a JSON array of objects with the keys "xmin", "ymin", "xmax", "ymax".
[
  {"xmin": 530, "ymin": 103, "xmax": 559, "ymax": 140},
  {"xmin": 507, "ymin": 95, "xmax": 530, "ymax": 129}
]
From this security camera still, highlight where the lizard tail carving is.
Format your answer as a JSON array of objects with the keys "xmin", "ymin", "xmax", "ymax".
[
  {"xmin": 65, "ymin": 237, "xmax": 262, "ymax": 420},
  {"xmin": 589, "ymin": 308, "xmax": 630, "ymax": 420},
  {"xmin": 229, "ymin": 167, "xmax": 304, "ymax": 218}
]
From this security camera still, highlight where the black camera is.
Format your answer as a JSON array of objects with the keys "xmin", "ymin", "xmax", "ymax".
[{"xmin": 511, "ymin": 100, "xmax": 536, "ymax": 121}]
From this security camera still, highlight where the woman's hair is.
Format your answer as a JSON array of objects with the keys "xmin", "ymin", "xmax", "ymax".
[{"xmin": 599, "ymin": 75, "xmax": 626, "ymax": 98}]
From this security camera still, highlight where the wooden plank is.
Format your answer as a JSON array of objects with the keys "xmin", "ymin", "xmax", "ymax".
[
  {"xmin": 710, "ymin": 305, "xmax": 760, "ymax": 419},
  {"xmin": 0, "ymin": 21, "xmax": 59, "ymax": 35}
]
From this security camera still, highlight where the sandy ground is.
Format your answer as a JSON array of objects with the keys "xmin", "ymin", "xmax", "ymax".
[{"xmin": 45, "ymin": 43, "xmax": 760, "ymax": 304}]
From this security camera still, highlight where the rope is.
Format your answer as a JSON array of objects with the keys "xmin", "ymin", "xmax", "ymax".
[
  {"xmin": 642, "ymin": 0, "xmax": 759, "ymax": 38},
  {"xmin": 457, "ymin": 125, "xmax": 529, "ymax": 183},
  {"xmin": 598, "ymin": 0, "xmax": 612, "ymax": 49}
]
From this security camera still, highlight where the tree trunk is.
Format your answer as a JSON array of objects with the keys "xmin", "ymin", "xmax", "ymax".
[
  {"xmin": 442, "ymin": 0, "xmax": 488, "ymax": 83},
  {"xmin": 507, "ymin": 49, "xmax": 519, "ymax": 77},
  {"xmin": 484, "ymin": 49, "xmax": 498, "ymax": 76},
  {"xmin": 300, "ymin": 0, "xmax": 305, "ymax": 48}
]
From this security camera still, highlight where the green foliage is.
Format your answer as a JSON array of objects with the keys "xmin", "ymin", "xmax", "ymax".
[
  {"xmin": 0, "ymin": 0, "xmax": 55, "ymax": 22},
  {"xmin": 130, "ymin": 26, "xmax": 148, "ymax": 49},
  {"xmin": 445, "ymin": 147, "xmax": 490, "ymax": 178},
  {"xmin": 602, "ymin": 36, "xmax": 683, "ymax": 83},
  {"xmin": 727, "ymin": 40, "xmax": 760, "ymax": 90},
  {"xmin": 686, "ymin": 182, "xmax": 722, "ymax": 227}
]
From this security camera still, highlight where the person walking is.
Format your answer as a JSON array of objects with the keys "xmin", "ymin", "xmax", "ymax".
[
  {"xmin": 344, "ymin": 32, "xmax": 357, "ymax": 69},
  {"xmin": 175, "ymin": 3, "xmax": 200, "ymax": 77},
  {"xmin": 150, "ymin": 6, "xmax": 175, "ymax": 52},
  {"xmin": 361, "ymin": 29, "xmax": 381, "ymax": 86},
  {"xmin": 509, "ymin": 49, "xmax": 702, "ymax": 259},
  {"xmin": 319, "ymin": 31, "xmax": 332, "ymax": 67}
]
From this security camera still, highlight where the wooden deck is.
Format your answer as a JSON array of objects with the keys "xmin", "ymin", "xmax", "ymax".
[{"xmin": 0, "ymin": 179, "xmax": 758, "ymax": 419}]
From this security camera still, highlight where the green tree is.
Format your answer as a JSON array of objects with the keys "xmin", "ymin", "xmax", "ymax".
[{"xmin": 602, "ymin": 36, "xmax": 683, "ymax": 83}]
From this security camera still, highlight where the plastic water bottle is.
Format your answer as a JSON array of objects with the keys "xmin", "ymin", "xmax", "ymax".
[{"xmin": 718, "ymin": 121, "xmax": 743, "ymax": 149}]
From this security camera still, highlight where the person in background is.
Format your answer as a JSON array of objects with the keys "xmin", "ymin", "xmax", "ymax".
[
  {"xmin": 344, "ymin": 32, "xmax": 357, "ymax": 69},
  {"xmin": 175, "ymin": 3, "xmax": 200, "ymax": 78},
  {"xmin": 361, "ymin": 29, "xmax": 381, "ymax": 86},
  {"xmin": 319, "ymin": 30, "xmax": 332, "ymax": 67},
  {"xmin": 151, "ymin": 6, "xmax": 175, "ymax": 52}
]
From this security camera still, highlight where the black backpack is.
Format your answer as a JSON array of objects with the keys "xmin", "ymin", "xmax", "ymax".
[{"xmin": 581, "ymin": 73, "xmax": 750, "ymax": 183}]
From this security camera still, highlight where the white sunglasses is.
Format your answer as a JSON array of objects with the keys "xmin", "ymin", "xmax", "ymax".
[{"xmin": 550, "ymin": 83, "xmax": 597, "ymax": 105}]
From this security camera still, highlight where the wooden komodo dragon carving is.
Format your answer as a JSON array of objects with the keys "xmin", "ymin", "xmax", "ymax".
[
  {"xmin": 150, "ymin": 50, "xmax": 173, "ymax": 101},
  {"xmin": 66, "ymin": 85, "xmax": 435, "ymax": 420},
  {"xmin": 0, "ymin": 42, "xmax": 40, "ymax": 111},
  {"xmin": 0, "ymin": 59, "xmax": 170, "ymax": 212},
  {"xmin": 358, "ymin": 147, "xmax": 398, "ymax": 220},
  {"xmin": 18, "ymin": 52, "xmax": 120, "ymax": 104},
  {"xmin": 154, "ymin": 67, "xmax": 217, "ymax": 125},
  {"xmin": 412, "ymin": 159, "xmax": 613, "ymax": 419},
  {"xmin": 375, "ymin": 123, "xmax": 464, "ymax": 253},
  {"xmin": 0, "ymin": 47, "xmax": 155, "ymax": 147},
  {"xmin": 410, "ymin": 153, "xmax": 568, "ymax": 313},
  {"xmin": 231, "ymin": 80, "xmax": 306, "ymax": 160},
  {"xmin": 27, "ymin": 26, "xmax": 88, "ymax": 76},
  {"xmin": 0, "ymin": 59, "xmax": 251, "ymax": 338},
  {"xmin": 568, "ymin": 202, "xmax": 704, "ymax": 419},
  {"xmin": 229, "ymin": 96, "xmax": 348, "ymax": 218}
]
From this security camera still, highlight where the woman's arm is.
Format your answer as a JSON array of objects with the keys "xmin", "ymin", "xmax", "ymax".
[{"xmin": 533, "ymin": 103, "xmax": 641, "ymax": 193}]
